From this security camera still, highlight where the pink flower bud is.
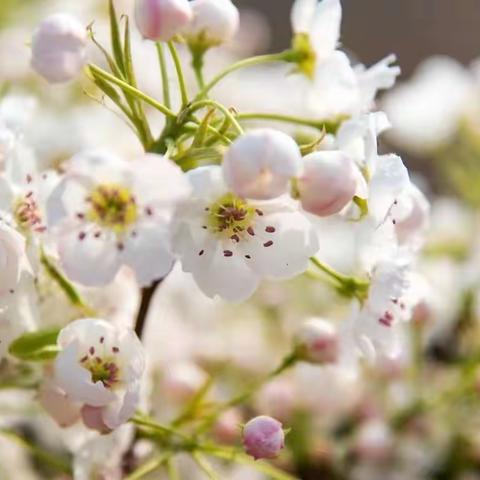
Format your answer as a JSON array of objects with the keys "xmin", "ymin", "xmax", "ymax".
[
  {"xmin": 135, "ymin": 0, "xmax": 193, "ymax": 41},
  {"xmin": 242, "ymin": 415, "xmax": 285, "ymax": 460},
  {"xmin": 223, "ymin": 129, "xmax": 302, "ymax": 200},
  {"xmin": 298, "ymin": 151, "xmax": 358, "ymax": 217},
  {"xmin": 31, "ymin": 14, "xmax": 87, "ymax": 84},
  {"xmin": 185, "ymin": 0, "xmax": 240, "ymax": 47},
  {"xmin": 295, "ymin": 318, "xmax": 339, "ymax": 364}
]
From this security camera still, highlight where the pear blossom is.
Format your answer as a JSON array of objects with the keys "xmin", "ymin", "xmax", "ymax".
[
  {"xmin": 337, "ymin": 112, "xmax": 411, "ymax": 225},
  {"xmin": 351, "ymin": 259, "xmax": 413, "ymax": 361},
  {"xmin": 382, "ymin": 56, "xmax": 473, "ymax": 152},
  {"xmin": 223, "ymin": 129, "xmax": 302, "ymax": 200},
  {"xmin": 243, "ymin": 415, "xmax": 285, "ymax": 460},
  {"xmin": 291, "ymin": 0, "xmax": 342, "ymax": 74},
  {"xmin": 31, "ymin": 14, "xmax": 87, "ymax": 84},
  {"xmin": 185, "ymin": 0, "xmax": 240, "ymax": 48},
  {"xmin": 290, "ymin": 0, "xmax": 400, "ymax": 116},
  {"xmin": 47, "ymin": 150, "xmax": 190, "ymax": 287},
  {"xmin": 135, "ymin": 0, "xmax": 193, "ymax": 41},
  {"xmin": 54, "ymin": 318, "xmax": 145, "ymax": 431},
  {"xmin": 172, "ymin": 165, "xmax": 319, "ymax": 302},
  {"xmin": 295, "ymin": 318, "xmax": 339, "ymax": 364},
  {"xmin": 297, "ymin": 150, "xmax": 359, "ymax": 216}
]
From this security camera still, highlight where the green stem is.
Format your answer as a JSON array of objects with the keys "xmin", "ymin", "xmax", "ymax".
[
  {"xmin": 197, "ymin": 50, "xmax": 299, "ymax": 99},
  {"xmin": 185, "ymin": 99, "xmax": 243, "ymax": 135},
  {"xmin": 191, "ymin": 49, "xmax": 206, "ymax": 92},
  {"xmin": 238, "ymin": 112, "xmax": 346, "ymax": 133},
  {"xmin": 88, "ymin": 64, "xmax": 176, "ymax": 118},
  {"xmin": 166, "ymin": 457, "xmax": 180, "ymax": 480},
  {"xmin": 40, "ymin": 249, "xmax": 94, "ymax": 316},
  {"xmin": 204, "ymin": 446, "xmax": 299, "ymax": 480},
  {"xmin": 156, "ymin": 42, "xmax": 171, "ymax": 109},
  {"xmin": 192, "ymin": 452, "xmax": 219, "ymax": 480},
  {"xmin": 309, "ymin": 257, "xmax": 351, "ymax": 285},
  {"xmin": 0, "ymin": 429, "xmax": 71, "ymax": 475},
  {"xmin": 310, "ymin": 257, "xmax": 369, "ymax": 301},
  {"xmin": 196, "ymin": 352, "xmax": 297, "ymax": 433},
  {"xmin": 125, "ymin": 454, "xmax": 168, "ymax": 480},
  {"xmin": 168, "ymin": 41, "xmax": 189, "ymax": 107},
  {"xmin": 132, "ymin": 414, "xmax": 191, "ymax": 442}
]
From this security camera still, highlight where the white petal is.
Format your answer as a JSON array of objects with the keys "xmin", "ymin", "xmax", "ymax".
[
  {"xmin": 246, "ymin": 211, "xmax": 319, "ymax": 279},
  {"xmin": 132, "ymin": 154, "xmax": 191, "ymax": 208},
  {"xmin": 368, "ymin": 154, "xmax": 410, "ymax": 221},
  {"xmin": 122, "ymin": 221, "xmax": 174, "ymax": 287},
  {"xmin": 356, "ymin": 54, "xmax": 401, "ymax": 110},
  {"xmin": 186, "ymin": 165, "xmax": 228, "ymax": 202},
  {"xmin": 101, "ymin": 380, "xmax": 140, "ymax": 429},
  {"xmin": 0, "ymin": 223, "xmax": 25, "ymax": 295},
  {"xmin": 67, "ymin": 150, "xmax": 129, "ymax": 185},
  {"xmin": 47, "ymin": 175, "xmax": 91, "ymax": 227},
  {"xmin": 58, "ymin": 228, "xmax": 122, "ymax": 286},
  {"xmin": 311, "ymin": 0, "xmax": 342, "ymax": 61},
  {"xmin": 189, "ymin": 241, "xmax": 260, "ymax": 302},
  {"xmin": 291, "ymin": 0, "xmax": 317, "ymax": 33}
]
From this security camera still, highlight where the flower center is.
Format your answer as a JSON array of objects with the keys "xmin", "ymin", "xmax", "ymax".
[
  {"xmin": 82, "ymin": 355, "xmax": 120, "ymax": 389},
  {"xmin": 13, "ymin": 193, "xmax": 45, "ymax": 234},
  {"xmin": 87, "ymin": 184, "xmax": 137, "ymax": 232},
  {"xmin": 292, "ymin": 33, "xmax": 317, "ymax": 79},
  {"xmin": 207, "ymin": 193, "xmax": 256, "ymax": 238}
]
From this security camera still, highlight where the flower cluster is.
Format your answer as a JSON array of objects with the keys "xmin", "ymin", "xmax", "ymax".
[{"xmin": 5, "ymin": 0, "xmax": 474, "ymax": 479}]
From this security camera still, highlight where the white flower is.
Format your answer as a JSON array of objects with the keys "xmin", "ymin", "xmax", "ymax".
[
  {"xmin": 172, "ymin": 165, "xmax": 319, "ymax": 302},
  {"xmin": 47, "ymin": 150, "xmax": 190, "ymax": 287},
  {"xmin": 382, "ymin": 56, "xmax": 473, "ymax": 152},
  {"xmin": 337, "ymin": 112, "xmax": 411, "ymax": 224},
  {"xmin": 54, "ymin": 318, "xmax": 145, "ymax": 431},
  {"xmin": 351, "ymin": 259, "xmax": 413, "ymax": 360},
  {"xmin": 291, "ymin": 0, "xmax": 341, "ymax": 65},
  {"xmin": 222, "ymin": 129, "xmax": 302, "ymax": 200},
  {"xmin": 184, "ymin": 0, "xmax": 240, "ymax": 48},
  {"xmin": 290, "ymin": 0, "xmax": 399, "ymax": 116},
  {"xmin": 297, "ymin": 150, "xmax": 359, "ymax": 216},
  {"xmin": 135, "ymin": 0, "xmax": 193, "ymax": 41},
  {"xmin": 31, "ymin": 14, "xmax": 87, "ymax": 84}
]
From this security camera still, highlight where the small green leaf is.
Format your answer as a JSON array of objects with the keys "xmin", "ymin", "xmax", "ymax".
[{"xmin": 9, "ymin": 328, "xmax": 60, "ymax": 362}]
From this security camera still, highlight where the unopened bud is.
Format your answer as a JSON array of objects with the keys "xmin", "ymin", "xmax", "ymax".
[
  {"xmin": 295, "ymin": 318, "xmax": 339, "ymax": 364},
  {"xmin": 223, "ymin": 129, "xmax": 302, "ymax": 200},
  {"xmin": 298, "ymin": 151, "xmax": 358, "ymax": 217},
  {"xmin": 31, "ymin": 14, "xmax": 87, "ymax": 83},
  {"xmin": 184, "ymin": 0, "xmax": 240, "ymax": 48},
  {"xmin": 243, "ymin": 415, "xmax": 285, "ymax": 460},
  {"xmin": 135, "ymin": 0, "xmax": 193, "ymax": 41}
]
